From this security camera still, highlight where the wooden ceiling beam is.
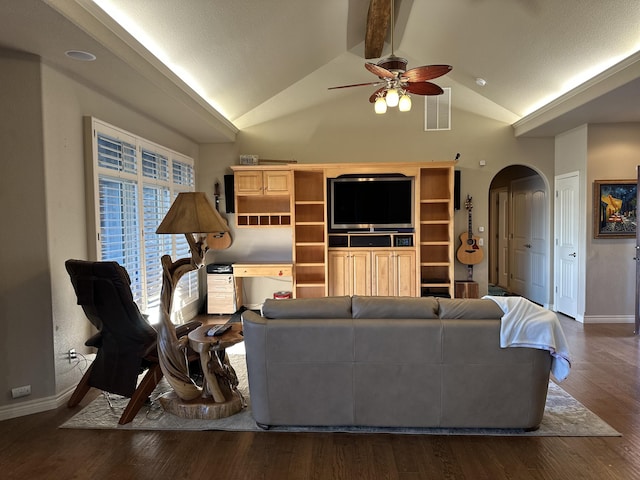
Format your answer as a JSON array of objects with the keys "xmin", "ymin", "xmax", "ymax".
[{"xmin": 364, "ymin": 0, "xmax": 391, "ymax": 59}]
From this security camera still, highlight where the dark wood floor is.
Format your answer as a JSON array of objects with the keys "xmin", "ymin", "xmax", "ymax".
[{"xmin": 1, "ymin": 317, "xmax": 639, "ymax": 480}]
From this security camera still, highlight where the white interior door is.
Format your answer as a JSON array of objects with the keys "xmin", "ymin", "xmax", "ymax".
[
  {"xmin": 490, "ymin": 188, "xmax": 510, "ymax": 288},
  {"xmin": 510, "ymin": 175, "xmax": 548, "ymax": 305},
  {"xmin": 510, "ymin": 185, "xmax": 530, "ymax": 296},
  {"xmin": 498, "ymin": 189, "xmax": 510, "ymax": 289},
  {"xmin": 555, "ymin": 173, "xmax": 579, "ymax": 318}
]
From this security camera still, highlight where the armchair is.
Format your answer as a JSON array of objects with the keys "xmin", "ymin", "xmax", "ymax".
[{"xmin": 65, "ymin": 259, "xmax": 201, "ymax": 424}]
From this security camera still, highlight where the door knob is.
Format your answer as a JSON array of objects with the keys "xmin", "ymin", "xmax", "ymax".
[
  {"xmin": 524, "ymin": 243, "xmax": 532, "ymax": 248},
  {"xmin": 569, "ymin": 252, "xmax": 576, "ymax": 257}
]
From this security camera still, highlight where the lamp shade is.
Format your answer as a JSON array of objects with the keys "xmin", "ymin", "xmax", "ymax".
[
  {"xmin": 385, "ymin": 88, "xmax": 399, "ymax": 107},
  {"xmin": 374, "ymin": 96, "xmax": 387, "ymax": 114},
  {"xmin": 398, "ymin": 93, "xmax": 412, "ymax": 112},
  {"xmin": 156, "ymin": 192, "xmax": 230, "ymax": 234}
]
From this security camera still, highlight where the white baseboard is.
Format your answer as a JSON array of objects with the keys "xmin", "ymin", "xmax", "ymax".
[
  {"xmin": 0, "ymin": 385, "xmax": 75, "ymax": 421},
  {"xmin": 583, "ymin": 315, "xmax": 634, "ymax": 324}
]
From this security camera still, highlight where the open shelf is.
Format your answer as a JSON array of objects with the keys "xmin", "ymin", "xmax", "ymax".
[
  {"xmin": 237, "ymin": 214, "xmax": 291, "ymax": 226},
  {"xmin": 293, "ymin": 169, "xmax": 327, "ymax": 298},
  {"xmin": 295, "ymin": 202, "xmax": 325, "ymax": 223},
  {"xmin": 419, "ymin": 167, "xmax": 454, "ymax": 298},
  {"xmin": 293, "ymin": 171, "xmax": 324, "ymax": 202},
  {"xmin": 295, "ymin": 245, "xmax": 325, "ymax": 264}
]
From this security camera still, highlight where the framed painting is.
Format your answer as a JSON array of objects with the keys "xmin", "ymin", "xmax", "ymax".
[{"xmin": 593, "ymin": 180, "xmax": 637, "ymax": 238}]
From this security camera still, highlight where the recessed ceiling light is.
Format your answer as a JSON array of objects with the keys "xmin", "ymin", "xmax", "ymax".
[
  {"xmin": 65, "ymin": 50, "xmax": 96, "ymax": 61},
  {"xmin": 475, "ymin": 77, "xmax": 487, "ymax": 87}
]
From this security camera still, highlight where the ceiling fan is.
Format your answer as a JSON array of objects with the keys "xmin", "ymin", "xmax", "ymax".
[{"xmin": 329, "ymin": 0, "xmax": 452, "ymax": 113}]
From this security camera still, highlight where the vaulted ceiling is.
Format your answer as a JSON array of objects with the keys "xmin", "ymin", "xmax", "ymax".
[{"xmin": 2, "ymin": 0, "xmax": 640, "ymax": 142}]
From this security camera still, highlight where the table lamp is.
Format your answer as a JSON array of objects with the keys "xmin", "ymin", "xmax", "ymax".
[{"xmin": 155, "ymin": 192, "xmax": 230, "ymax": 400}]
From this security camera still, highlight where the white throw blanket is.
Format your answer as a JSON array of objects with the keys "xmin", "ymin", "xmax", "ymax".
[{"xmin": 483, "ymin": 295, "xmax": 572, "ymax": 382}]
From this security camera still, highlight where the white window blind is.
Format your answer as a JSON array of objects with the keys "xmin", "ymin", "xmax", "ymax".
[{"xmin": 89, "ymin": 118, "xmax": 196, "ymax": 323}]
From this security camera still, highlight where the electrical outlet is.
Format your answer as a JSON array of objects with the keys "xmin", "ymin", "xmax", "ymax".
[
  {"xmin": 68, "ymin": 348, "xmax": 77, "ymax": 362},
  {"xmin": 11, "ymin": 385, "xmax": 31, "ymax": 399}
]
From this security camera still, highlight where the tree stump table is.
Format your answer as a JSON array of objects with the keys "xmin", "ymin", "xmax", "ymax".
[{"xmin": 159, "ymin": 323, "xmax": 245, "ymax": 419}]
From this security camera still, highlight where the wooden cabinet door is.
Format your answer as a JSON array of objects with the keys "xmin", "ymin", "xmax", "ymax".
[
  {"xmin": 395, "ymin": 250, "xmax": 416, "ymax": 297},
  {"xmin": 371, "ymin": 250, "xmax": 394, "ymax": 296},
  {"xmin": 371, "ymin": 249, "xmax": 416, "ymax": 296},
  {"xmin": 350, "ymin": 250, "xmax": 371, "ymax": 296},
  {"xmin": 328, "ymin": 250, "xmax": 350, "ymax": 296},
  {"xmin": 263, "ymin": 170, "xmax": 290, "ymax": 195},
  {"xmin": 235, "ymin": 171, "xmax": 264, "ymax": 195},
  {"xmin": 328, "ymin": 249, "xmax": 371, "ymax": 296}
]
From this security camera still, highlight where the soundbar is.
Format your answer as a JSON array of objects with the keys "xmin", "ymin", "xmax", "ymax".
[{"xmin": 350, "ymin": 235, "xmax": 392, "ymax": 247}]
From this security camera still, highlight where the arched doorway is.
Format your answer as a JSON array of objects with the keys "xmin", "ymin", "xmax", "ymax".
[{"xmin": 489, "ymin": 165, "xmax": 550, "ymax": 307}]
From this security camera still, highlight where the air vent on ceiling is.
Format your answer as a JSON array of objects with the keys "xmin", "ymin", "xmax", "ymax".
[{"xmin": 424, "ymin": 87, "xmax": 451, "ymax": 131}]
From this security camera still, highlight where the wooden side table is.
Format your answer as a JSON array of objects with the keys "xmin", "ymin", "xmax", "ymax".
[
  {"xmin": 159, "ymin": 323, "xmax": 245, "ymax": 419},
  {"xmin": 455, "ymin": 280, "xmax": 479, "ymax": 299}
]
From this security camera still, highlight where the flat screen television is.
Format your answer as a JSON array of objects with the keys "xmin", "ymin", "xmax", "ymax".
[{"xmin": 328, "ymin": 175, "xmax": 415, "ymax": 232}]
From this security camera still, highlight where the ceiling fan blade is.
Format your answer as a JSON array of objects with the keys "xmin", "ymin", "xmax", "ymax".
[
  {"xmin": 369, "ymin": 87, "xmax": 386, "ymax": 103},
  {"xmin": 328, "ymin": 81, "xmax": 382, "ymax": 90},
  {"xmin": 402, "ymin": 65, "xmax": 452, "ymax": 82},
  {"xmin": 365, "ymin": 62, "xmax": 395, "ymax": 79},
  {"xmin": 405, "ymin": 82, "xmax": 444, "ymax": 96},
  {"xmin": 364, "ymin": 0, "xmax": 391, "ymax": 59}
]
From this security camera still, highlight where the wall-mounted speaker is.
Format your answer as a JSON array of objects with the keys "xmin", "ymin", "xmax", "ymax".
[
  {"xmin": 454, "ymin": 170, "xmax": 461, "ymax": 210},
  {"xmin": 224, "ymin": 174, "xmax": 235, "ymax": 213}
]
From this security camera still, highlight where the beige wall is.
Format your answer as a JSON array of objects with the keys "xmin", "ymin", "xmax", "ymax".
[
  {"xmin": 41, "ymin": 63, "xmax": 200, "ymax": 401},
  {"xmin": 0, "ymin": 51, "xmax": 199, "ymax": 414},
  {"xmin": 0, "ymin": 50, "xmax": 56, "ymax": 408},
  {"xmin": 585, "ymin": 123, "xmax": 640, "ymax": 319}
]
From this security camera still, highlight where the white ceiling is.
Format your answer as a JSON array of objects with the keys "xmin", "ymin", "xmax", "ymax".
[{"xmin": 2, "ymin": 0, "xmax": 640, "ymax": 142}]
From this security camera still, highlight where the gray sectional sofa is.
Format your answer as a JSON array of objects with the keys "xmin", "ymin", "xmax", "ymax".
[{"xmin": 241, "ymin": 295, "xmax": 553, "ymax": 430}]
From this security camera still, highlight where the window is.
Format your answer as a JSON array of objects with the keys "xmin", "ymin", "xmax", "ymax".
[{"xmin": 87, "ymin": 118, "xmax": 197, "ymax": 323}]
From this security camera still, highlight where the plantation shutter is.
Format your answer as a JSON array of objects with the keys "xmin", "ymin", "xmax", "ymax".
[
  {"xmin": 97, "ymin": 132, "xmax": 144, "ymax": 304},
  {"xmin": 91, "ymin": 119, "xmax": 196, "ymax": 322}
]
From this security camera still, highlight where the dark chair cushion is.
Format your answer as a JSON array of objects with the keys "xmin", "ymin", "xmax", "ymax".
[{"xmin": 66, "ymin": 259, "xmax": 157, "ymax": 397}]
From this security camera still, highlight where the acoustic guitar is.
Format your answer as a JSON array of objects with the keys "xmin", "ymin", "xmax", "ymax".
[
  {"xmin": 456, "ymin": 195, "xmax": 484, "ymax": 265},
  {"xmin": 206, "ymin": 182, "xmax": 232, "ymax": 250}
]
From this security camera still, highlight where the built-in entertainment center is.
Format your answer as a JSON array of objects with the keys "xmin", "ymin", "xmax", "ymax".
[{"xmin": 231, "ymin": 161, "xmax": 454, "ymax": 299}]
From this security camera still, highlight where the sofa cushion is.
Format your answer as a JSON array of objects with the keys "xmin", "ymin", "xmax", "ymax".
[
  {"xmin": 437, "ymin": 298, "xmax": 504, "ymax": 319},
  {"xmin": 352, "ymin": 296, "xmax": 439, "ymax": 319},
  {"xmin": 262, "ymin": 296, "xmax": 352, "ymax": 319}
]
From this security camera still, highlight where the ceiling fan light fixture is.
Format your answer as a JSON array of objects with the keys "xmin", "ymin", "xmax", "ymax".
[
  {"xmin": 374, "ymin": 96, "xmax": 387, "ymax": 114},
  {"xmin": 399, "ymin": 92, "xmax": 412, "ymax": 112},
  {"xmin": 385, "ymin": 88, "xmax": 399, "ymax": 107}
]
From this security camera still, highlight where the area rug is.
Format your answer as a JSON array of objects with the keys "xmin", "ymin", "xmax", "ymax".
[
  {"xmin": 61, "ymin": 350, "xmax": 620, "ymax": 437},
  {"xmin": 488, "ymin": 284, "xmax": 509, "ymax": 296}
]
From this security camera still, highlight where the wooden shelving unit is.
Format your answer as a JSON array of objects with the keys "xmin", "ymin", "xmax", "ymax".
[
  {"xmin": 418, "ymin": 167, "xmax": 454, "ymax": 298},
  {"xmin": 292, "ymin": 169, "xmax": 326, "ymax": 298}
]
